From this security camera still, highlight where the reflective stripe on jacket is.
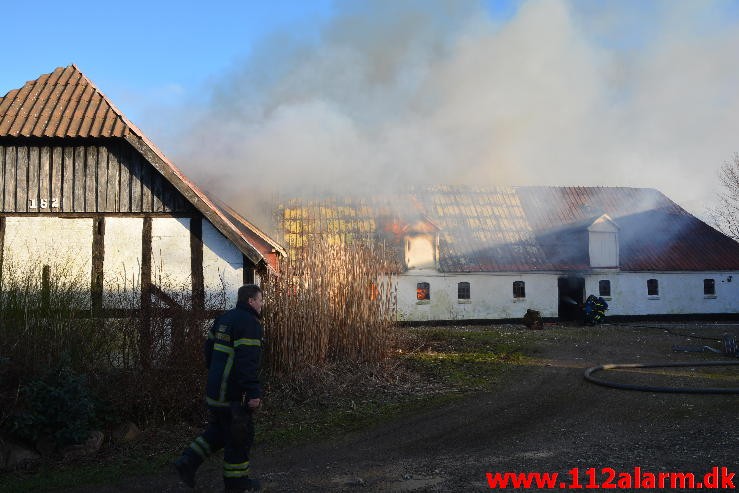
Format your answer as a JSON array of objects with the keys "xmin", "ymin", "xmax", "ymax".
[{"xmin": 204, "ymin": 301, "xmax": 263, "ymax": 406}]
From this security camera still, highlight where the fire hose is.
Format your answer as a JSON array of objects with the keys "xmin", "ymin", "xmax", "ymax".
[{"xmin": 584, "ymin": 335, "xmax": 739, "ymax": 394}]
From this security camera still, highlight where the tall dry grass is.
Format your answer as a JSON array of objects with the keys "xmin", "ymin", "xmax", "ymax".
[{"xmin": 263, "ymin": 237, "xmax": 398, "ymax": 379}]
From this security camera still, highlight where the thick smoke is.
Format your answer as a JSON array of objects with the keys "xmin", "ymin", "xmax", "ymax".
[{"xmin": 157, "ymin": 0, "xmax": 739, "ymax": 227}]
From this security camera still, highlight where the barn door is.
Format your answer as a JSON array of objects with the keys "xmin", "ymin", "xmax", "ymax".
[{"xmin": 558, "ymin": 276, "xmax": 585, "ymax": 321}]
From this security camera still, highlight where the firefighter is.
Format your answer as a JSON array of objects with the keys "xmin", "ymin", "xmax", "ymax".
[{"xmin": 175, "ymin": 284, "xmax": 264, "ymax": 492}]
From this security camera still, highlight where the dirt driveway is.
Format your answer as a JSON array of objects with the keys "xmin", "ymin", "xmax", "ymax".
[{"xmin": 69, "ymin": 322, "xmax": 739, "ymax": 492}]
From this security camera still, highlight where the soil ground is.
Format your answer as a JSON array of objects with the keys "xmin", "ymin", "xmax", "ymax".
[{"xmin": 62, "ymin": 322, "xmax": 738, "ymax": 492}]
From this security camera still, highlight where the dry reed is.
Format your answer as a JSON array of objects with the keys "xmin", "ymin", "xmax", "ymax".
[{"xmin": 263, "ymin": 236, "xmax": 398, "ymax": 379}]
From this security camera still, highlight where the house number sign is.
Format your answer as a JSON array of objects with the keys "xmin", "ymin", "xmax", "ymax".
[{"xmin": 29, "ymin": 198, "xmax": 60, "ymax": 209}]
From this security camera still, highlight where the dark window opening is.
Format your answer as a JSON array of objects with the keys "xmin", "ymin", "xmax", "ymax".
[
  {"xmin": 558, "ymin": 276, "xmax": 585, "ymax": 321},
  {"xmin": 417, "ymin": 282, "xmax": 430, "ymax": 300},
  {"xmin": 458, "ymin": 282, "xmax": 470, "ymax": 300},
  {"xmin": 647, "ymin": 279, "xmax": 659, "ymax": 296},
  {"xmin": 599, "ymin": 280, "xmax": 611, "ymax": 297},
  {"xmin": 704, "ymin": 279, "xmax": 715, "ymax": 296},
  {"xmin": 513, "ymin": 281, "xmax": 525, "ymax": 299}
]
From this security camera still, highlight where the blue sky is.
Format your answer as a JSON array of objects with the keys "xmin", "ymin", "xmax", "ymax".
[
  {"xmin": 0, "ymin": 0, "xmax": 520, "ymax": 122},
  {"xmin": 0, "ymin": 0, "xmax": 339, "ymax": 119}
]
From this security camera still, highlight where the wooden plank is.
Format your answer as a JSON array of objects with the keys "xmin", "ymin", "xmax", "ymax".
[
  {"xmin": 243, "ymin": 254, "xmax": 255, "ymax": 284},
  {"xmin": 130, "ymin": 146, "xmax": 142, "ymax": 212},
  {"xmin": 140, "ymin": 216, "xmax": 153, "ymax": 369},
  {"xmin": 85, "ymin": 146, "xmax": 97, "ymax": 212},
  {"xmin": 106, "ymin": 144, "xmax": 120, "ymax": 212},
  {"xmin": 73, "ymin": 146, "xmax": 85, "ymax": 212},
  {"xmin": 16, "ymin": 146, "xmax": 28, "ymax": 212},
  {"xmin": 28, "ymin": 147, "xmax": 39, "ymax": 212},
  {"xmin": 117, "ymin": 143, "xmax": 130, "ymax": 212},
  {"xmin": 62, "ymin": 147, "xmax": 74, "ymax": 212},
  {"xmin": 97, "ymin": 145, "xmax": 108, "ymax": 212},
  {"xmin": 3, "ymin": 147, "xmax": 15, "ymax": 211},
  {"xmin": 51, "ymin": 146, "xmax": 62, "ymax": 212},
  {"xmin": 0, "ymin": 216, "xmax": 5, "ymax": 290},
  {"xmin": 141, "ymin": 153, "xmax": 152, "ymax": 212},
  {"xmin": 91, "ymin": 218, "xmax": 105, "ymax": 313},
  {"xmin": 39, "ymin": 146, "xmax": 51, "ymax": 212},
  {"xmin": 152, "ymin": 172, "xmax": 163, "ymax": 212},
  {"xmin": 190, "ymin": 216, "xmax": 204, "ymax": 310},
  {"xmin": 0, "ymin": 147, "xmax": 4, "ymax": 210}
]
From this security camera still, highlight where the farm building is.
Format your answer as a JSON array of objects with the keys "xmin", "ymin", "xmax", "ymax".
[
  {"xmin": 278, "ymin": 186, "xmax": 739, "ymax": 321},
  {"xmin": 0, "ymin": 65, "xmax": 284, "ymax": 315}
]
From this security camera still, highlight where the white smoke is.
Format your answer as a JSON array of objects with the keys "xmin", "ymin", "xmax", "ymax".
[{"xmin": 149, "ymin": 0, "xmax": 739, "ymax": 226}]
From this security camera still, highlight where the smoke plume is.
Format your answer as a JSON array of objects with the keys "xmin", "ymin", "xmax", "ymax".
[{"xmin": 152, "ymin": 0, "xmax": 739, "ymax": 228}]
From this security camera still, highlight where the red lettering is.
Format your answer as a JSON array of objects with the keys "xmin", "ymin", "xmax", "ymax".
[
  {"xmin": 642, "ymin": 472, "xmax": 656, "ymax": 488},
  {"xmin": 616, "ymin": 473, "xmax": 632, "ymax": 489},
  {"xmin": 600, "ymin": 467, "xmax": 616, "ymax": 489},
  {"xmin": 671, "ymin": 472, "xmax": 695, "ymax": 489},
  {"xmin": 705, "ymin": 466, "xmax": 719, "ymax": 488},
  {"xmin": 721, "ymin": 467, "xmax": 736, "ymax": 489}
]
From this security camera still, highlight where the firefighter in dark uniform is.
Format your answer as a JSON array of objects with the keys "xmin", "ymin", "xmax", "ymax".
[{"xmin": 175, "ymin": 284, "xmax": 264, "ymax": 492}]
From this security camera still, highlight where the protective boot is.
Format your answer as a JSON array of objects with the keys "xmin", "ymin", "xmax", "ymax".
[
  {"xmin": 225, "ymin": 478, "xmax": 261, "ymax": 492},
  {"xmin": 174, "ymin": 455, "xmax": 196, "ymax": 488}
]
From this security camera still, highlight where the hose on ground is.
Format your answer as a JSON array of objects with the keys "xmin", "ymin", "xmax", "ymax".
[{"xmin": 584, "ymin": 361, "xmax": 739, "ymax": 394}]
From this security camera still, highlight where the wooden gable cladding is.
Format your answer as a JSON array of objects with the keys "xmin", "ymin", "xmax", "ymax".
[{"xmin": 0, "ymin": 138, "xmax": 195, "ymax": 214}]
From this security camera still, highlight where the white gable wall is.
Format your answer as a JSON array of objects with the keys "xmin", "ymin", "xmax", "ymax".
[
  {"xmin": 104, "ymin": 218, "xmax": 143, "ymax": 308},
  {"xmin": 2, "ymin": 217, "xmax": 93, "ymax": 308},
  {"xmin": 589, "ymin": 232, "xmax": 619, "ymax": 267},
  {"xmin": 202, "ymin": 219, "xmax": 243, "ymax": 309},
  {"xmin": 151, "ymin": 218, "xmax": 192, "ymax": 306}
]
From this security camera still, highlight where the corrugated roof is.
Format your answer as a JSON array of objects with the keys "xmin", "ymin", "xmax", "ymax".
[
  {"xmin": 279, "ymin": 186, "xmax": 739, "ymax": 272},
  {"xmin": 0, "ymin": 65, "xmax": 284, "ymax": 268}
]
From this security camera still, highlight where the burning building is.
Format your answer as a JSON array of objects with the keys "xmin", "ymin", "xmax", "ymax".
[
  {"xmin": 279, "ymin": 186, "xmax": 739, "ymax": 321},
  {"xmin": 0, "ymin": 65, "xmax": 284, "ymax": 315}
]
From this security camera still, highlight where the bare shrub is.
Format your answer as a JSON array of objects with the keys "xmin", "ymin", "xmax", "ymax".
[{"xmin": 0, "ymin": 258, "xmax": 225, "ymax": 427}]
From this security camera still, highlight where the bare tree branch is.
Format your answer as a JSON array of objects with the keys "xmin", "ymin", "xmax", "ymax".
[{"xmin": 709, "ymin": 153, "xmax": 739, "ymax": 240}]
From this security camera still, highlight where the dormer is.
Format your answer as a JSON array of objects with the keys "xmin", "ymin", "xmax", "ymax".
[
  {"xmin": 403, "ymin": 217, "xmax": 440, "ymax": 270},
  {"xmin": 588, "ymin": 214, "xmax": 619, "ymax": 268}
]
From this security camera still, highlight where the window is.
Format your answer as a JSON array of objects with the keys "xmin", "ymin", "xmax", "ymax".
[
  {"xmin": 458, "ymin": 282, "xmax": 470, "ymax": 300},
  {"xmin": 513, "ymin": 281, "xmax": 525, "ymax": 299},
  {"xmin": 704, "ymin": 279, "xmax": 715, "ymax": 296},
  {"xmin": 369, "ymin": 282, "xmax": 379, "ymax": 301},
  {"xmin": 599, "ymin": 280, "xmax": 611, "ymax": 297},
  {"xmin": 647, "ymin": 279, "xmax": 659, "ymax": 296},
  {"xmin": 417, "ymin": 282, "xmax": 430, "ymax": 300}
]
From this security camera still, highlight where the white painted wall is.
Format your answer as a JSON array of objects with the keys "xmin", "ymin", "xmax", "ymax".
[
  {"xmin": 202, "ymin": 219, "xmax": 243, "ymax": 310},
  {"xmin": 585, "ymin": 271, "xmax": 739, "ymax": 316},
  {"xmin": 1, "ymin": 215, "xmax": 252, "ymax": 311},
  {"xmin": 589, "ymin": 232, "xmax": 618, "ymax": 267},
  {"xmin": 2, "ymin": 217, "xmax": 92, "ymax": 305},
  {"xmin": 395, "ymin": 270, "xmax": 739, "ymax": 321},
  {"xmin": 151, "ymin": 217, "xmax": 192, "ymax": 307},
  {"xmin": 588, "ymin": 215, "xmax": 619, "ymax": 268},
  {"xmin": 395, "ymin": 270, "xmax": 559, "ymax": 321},
  {"xmin": 103, "ymin": 218, "xmax": 143, "ymax": 309}
]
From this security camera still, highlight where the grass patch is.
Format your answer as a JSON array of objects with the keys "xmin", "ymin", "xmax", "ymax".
[{"xmin": 0, "ymin": 324, "xmax": 538, "ymax": 491}]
